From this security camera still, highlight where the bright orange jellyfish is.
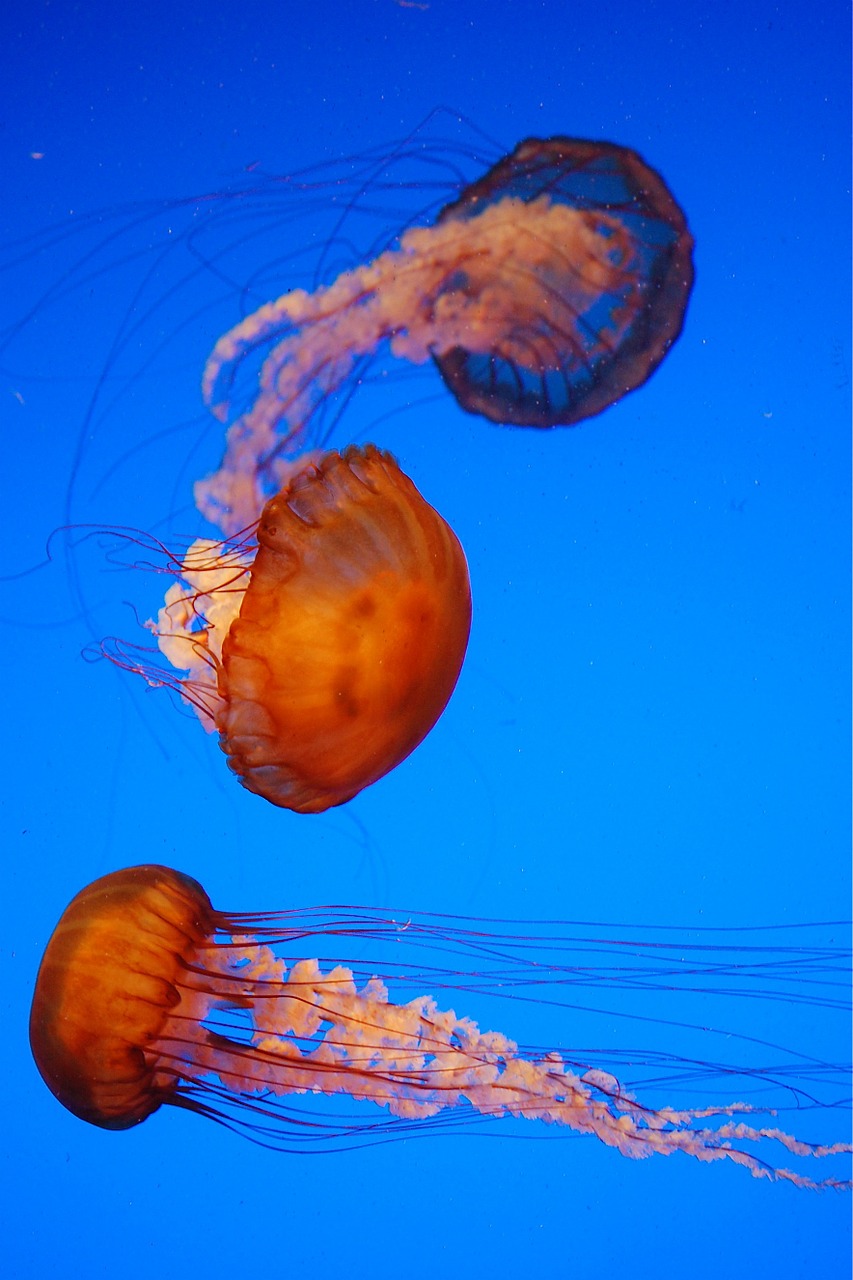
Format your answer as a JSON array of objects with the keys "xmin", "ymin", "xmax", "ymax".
[
  {"xmin": 131, "ymin": 443, "xmax": 471, "ymax": 813},
  {"xmin": 197, "ymin": 136, "xmax": 694, "ymax": 535},
  {"xmin": 30, "ymin": 864, "xmax": 852, "ymax": 1190}
]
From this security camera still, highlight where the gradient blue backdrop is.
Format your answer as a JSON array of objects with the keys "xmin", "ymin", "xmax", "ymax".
[{"xmin": 2, "ymin": 1, "xmax": 850, "ymax": 1276}]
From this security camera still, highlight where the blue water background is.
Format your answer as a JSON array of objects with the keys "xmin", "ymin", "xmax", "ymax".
[{"xmin": 2, "ymin": 1, "xmax": 850, "ymax": 1275}]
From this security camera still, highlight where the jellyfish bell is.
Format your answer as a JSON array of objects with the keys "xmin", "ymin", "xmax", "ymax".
[
  {"xmin": 130, "ymin": 443, "xmax": 472, "ymax": 813},
  {"xmin": 29, "ymin": 865, "xmax": 213, "ymax": 1129},
  {"xmin": 30, "ymin": 864, "xmax": 851, "ymax": 1190},
  {"xmin": 198, "ymin": 134, "xmax": 694, "ymax": 533},
  {"xmin": 431, "ymin": 136, "xmax": 695, "ymax": 430}
]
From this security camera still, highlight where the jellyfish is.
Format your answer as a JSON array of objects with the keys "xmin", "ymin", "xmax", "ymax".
[
  {"xmin": 197, "ymin": 136, "xmax": 694, "ymax": 535},
  {"xmin": 120, "ymin": 443, "xmax": 471, "ymax": 813},
  {"xmin": 30, "ymin": 864, "xmax": 851, "ymax": 1190}
]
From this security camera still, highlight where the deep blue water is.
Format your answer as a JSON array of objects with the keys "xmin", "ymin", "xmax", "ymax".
[{"xmin": 2, "ymin": 1, "xmax": 850, "ymax": 1276}]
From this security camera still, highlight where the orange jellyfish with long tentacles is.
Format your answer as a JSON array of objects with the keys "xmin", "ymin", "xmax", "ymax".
[
  {"xmin": 197, "ymin": 136, "xmax": 694, "ymax": 535},
  {"xmin": 30, "ymin": 865, "xmax": 851, "ymax": 1189},
  {"xmin": 115, "ymin": 443, "xmax": 471, "ymax": 813}
]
